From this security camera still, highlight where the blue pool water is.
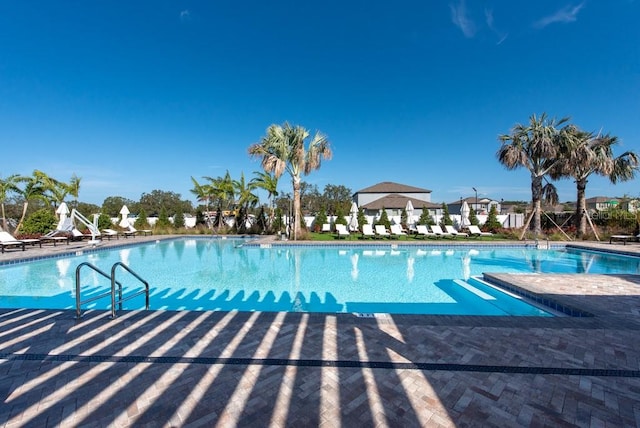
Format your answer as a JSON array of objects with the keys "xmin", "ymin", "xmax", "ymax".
[{"xmin": 1, "ymin": 238, "xmax": 639, "ymax": 315}]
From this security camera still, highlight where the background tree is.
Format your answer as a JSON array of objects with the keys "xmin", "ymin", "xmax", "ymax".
[
  {"xmin": 498, "ymin": 113, "xmax": 571, "ymax": 236},
  {"xmin": 173, "ymin": 206, "xmax": 185, "ymax": 228},
  {"xmin": 418, "ymin": 207, "xmax": 434, "ymax": 225},
  {"xmin": 322, "ymin": 184, "xmax": 352, "ymax": 216},
  {"xmin": 375, "ymin": 209, "xmax": 391, "ymax": 229},
  {"xmin": 484, "ymin": 205, "xmax": 502, "ymax": 232},
  {"xmin": 139, "ymin": 189, "xmax": 192, "ymax": 217},
  {"xmin": 68, "ymin": 174, "xmax": 81, "ymax": 209},
  {"xmin": 440, "ymin": 202, "xmax": 453, "ymax": 227},
  {"xmin": 550, "ymin": 126, "xmax": 639, "ymax": 238},
  {"xmin": 248, "ymin": 122, "xmax": 332, "ymax": 240},
  {"xmin": 251, "ymin": 171, "xmax": 279, "ymax": 220},
  {"xmin": 155, "ymin": 207, "xmax": 172, "ymax": 228},
  {"xmin": 134, "ymin": 207, "xmax": 151, "ymax": 229},
  {"xmin": 233, "ymin": 172, "xmax": 259, "ymax": 233},
  {"xmin": 0, "ymin": 174, "xmax": 22, "ymax": 231},
  {"xmin": 356, "ymin": 208, "xmax": 367, "ymax": 231},
  {"xmin": 300, "ymin": 182, "xmax": 321, "ymax": 215},
  {"xmin": 334, "ymin": 205, "xmax": 347, "ymax": 226},
  {"xmin": 102, "ymin": 196, "xmax": 136, "ymax": 217},
  {"xmin": 314, "ymin": 206, "xmax": 328, "ymax": 232},
  {"xmin": 468, "ymin": 206, "xmax": 479, "ymax": 226},
  {"xmin": 400, "ymin": 208, "xmax": 407, "ymax": 228},
  {"xmin": 14, "ymin": 174, "xmax": 47, "ymax": 234}
]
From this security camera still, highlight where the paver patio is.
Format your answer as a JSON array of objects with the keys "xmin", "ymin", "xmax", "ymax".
[{"xmin": 1, "ymin": 237, "xmax": 640, "ymax": 427}]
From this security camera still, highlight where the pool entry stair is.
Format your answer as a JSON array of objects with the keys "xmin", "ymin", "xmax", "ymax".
[{"xmin": 75, "ymin": 262, "xmax": 150, "ymax": 319}]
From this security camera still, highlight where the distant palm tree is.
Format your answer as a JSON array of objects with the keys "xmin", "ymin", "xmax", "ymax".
[
  {"xmin": 202, "ymin": 171, "xmax": 235, "ymax": 230},
  {"xmin": 0, "ymin": 174, "xmax": 23, "ymax": 231},
  {"xmin": 251, "ymin": 171, "xmax": 279, "ymax": 221},
  {"xmin": 497, "ymin": 113, "xmax": 572, "ymax": 236},
  {"xmin": 233, "ymin": 172, "xmax": 259, "ymax": 233},
  {"xmin": 190, "ymin": 176, "xmax": 212, "ymax": 214},
  {"xmin": 68, "ymin": 174, "xmax": 82, "ymax": 209},
  {"xmin": 248, "ymin": 123, "xmax": 332, "ymax": 239},
  {"xmin": 551, "ymin": 126, "xmax": 639, "ymax": 237}
]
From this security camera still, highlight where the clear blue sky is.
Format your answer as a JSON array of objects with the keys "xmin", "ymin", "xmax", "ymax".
[{"xmin": 1, "ymin": 1, "xmax": 638, "ymax": 206}]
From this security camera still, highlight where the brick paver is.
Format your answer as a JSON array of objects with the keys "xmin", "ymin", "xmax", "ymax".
[{"xmin": 2, "ymin": 238, "xmax": 640, "ymax": 426}]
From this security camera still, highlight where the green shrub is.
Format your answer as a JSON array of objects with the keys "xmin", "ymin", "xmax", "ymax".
[
  {"xmin": 173, "ymin": 207, "xmax": 185, "ymax": 228},
  {"xmin": 485, "ymin": 205, "xmax": 502, "ymax": 232},
  {"xmin": 156, "ymin": 207, "xmax": 172, "ymax": 228},
  {"xmin": 314, "ymin": 207, "xmax": 328, "ymax": 232},
  {"xmin": 97, "ymin": 213, "xmax": 113, "ymax": 230},
  {"xmin": 135, "ymin": 208, "xmax": 151, "ymax": 229},
  {"xmin": 334, "ymin": 206, "xmax": 347, "ymax": 226},
  {"xmin": 418, "ymin": 207, "xmax": 434, "ymax": 225},
  {"xmin": 440, "ymin": 203, "xmax": 453, "ymax": 227},
  {"xmin": 375, "ymin": 209, "xmax": 391, "ymax": 228},
  {"xmin": 21, "ymin": 208, "xmax": 56, "ymax": 234}
]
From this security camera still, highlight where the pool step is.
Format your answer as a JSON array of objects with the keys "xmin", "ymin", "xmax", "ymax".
[{"xmin": 452, "ymin": 279, "xmax": 496, "ymax": 300}]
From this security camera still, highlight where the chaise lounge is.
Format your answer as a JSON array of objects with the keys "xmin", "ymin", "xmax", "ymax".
[{"xmin": 0, "ymin": 231, "xmax": 27, "ymax": 253}]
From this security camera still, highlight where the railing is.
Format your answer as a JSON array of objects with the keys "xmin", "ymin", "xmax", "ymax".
[
  {"xmin": 110, "ymin": 262, "xmax": 150, "ymax": 319},
  {"xmin": 75, "ymin": 262, "xmax": 149, "ymax": 319}
]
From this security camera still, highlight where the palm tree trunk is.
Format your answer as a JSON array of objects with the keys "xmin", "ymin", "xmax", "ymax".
[
  {"xmin": 1, "ymin": 204, "xmax": 7, "ymax": 231},
  {"xmin": 14, "ymin": 202, "xmax": 29, "ymax": 235},
  {"xmin": 575, "ymin": 179, "xmax": 588, "ymax": 238},
  {"xmin": 531, "ymin": 174, "xmax": 543, "ymax": 236},
  {"xmin": 292, "ymin": 177, "xmax": 302, "ymax": 240}
]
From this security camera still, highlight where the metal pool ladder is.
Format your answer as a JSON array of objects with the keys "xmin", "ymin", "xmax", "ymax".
[{"xmin": 75, "ymin": 261, "xmax": 150, "ymax": 319}]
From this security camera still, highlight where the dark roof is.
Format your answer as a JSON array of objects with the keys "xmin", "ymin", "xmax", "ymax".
[
  {"xmin": 355, "ymin": 181, "xmax": 431, "ymax": 194},
  {"xmin": 361, "ymin": 194, "xmax": 440, "ymax": 210}
]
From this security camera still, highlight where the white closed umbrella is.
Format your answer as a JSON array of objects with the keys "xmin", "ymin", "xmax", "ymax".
[
  {"xmin": 348, "ymin": 202, "xmax": 359, "ymax": 232},
  {"xmin": 460, "ymin": 200, "xmax": 471, "ymax": 228},
  {"xmin": 405, "ymin": 200, "xmax": 414, "ymax": 229},
  {"xmin": 119, "ymin": 205, "xmax": 131, "ymax": 228},
  {"xmin": 56, "ymin": 202, "xmax": 70, "ymax": 230}
]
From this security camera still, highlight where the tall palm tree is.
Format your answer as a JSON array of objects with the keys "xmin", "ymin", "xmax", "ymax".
[
  {"xmin": 250, "ymin": 171, "xmax": 279, "ymax": 221},
  {"xmin": 497, "ymin": 113, "xmax": 572, "ymax": 236},
  {"xmin": 33, "ymin": 170, "xmax": 64, "ymax": 209},
  {"xmin": 248, "ymin": 122, "xmax": 332, "ymax": 239},
  {"xmin": 233, "ymin": 172, "xmax": 259, "ymax": 233},
  {"xmin": 0, "ymin": 174, "xmax": 23, "ymax": 231},
  {"xmin": 551, "ymin": 126, "xmax": 639, "ymax": 237}
]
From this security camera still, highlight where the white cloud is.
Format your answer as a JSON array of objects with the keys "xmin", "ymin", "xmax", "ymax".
[
  {"xmin": 449, "ymin": 0, "xmax": 476, "ymax": 38},
  {"xmin": 533, "ymin": 2, "xmax": 585, "ymax": 29},
  {"xmin": 484, "ymin": 8, "xmax": 508, "ymax": 45},
  {"xmin": 180, "ymin": 9, "xmax": 191, "ymax": 21}
]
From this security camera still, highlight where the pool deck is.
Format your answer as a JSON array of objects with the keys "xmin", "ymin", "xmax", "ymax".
[{"xmin": 2, "ymin": 236, "xmax": 640, "ymax": 427}]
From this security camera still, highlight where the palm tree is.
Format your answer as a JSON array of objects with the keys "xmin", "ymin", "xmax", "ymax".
[
  {"xmin": 250, "ymin": 171, "xmax": 279, "ymax": 222},
  {"xmin": 497, "ymin": 113, "xmax": 572, "ymax": 237},
  {"xmin": 14, "ymin": 175, "xmax": 47, "ymax": 234},
  {"xmin": 0, "ymin": 174, "xmax": 23, "ymax": 231},
  {"xmin": 551, "ymin": 126, "xmax": 639, "ymax": 237},
  {"xmin": 233, "ymin": 172, "xmax": 259, "ymax": 233},
  {"xmin": 190, "ymin": 176, "xmax": 212, "ymax": 216},
  {"xmin": 201, "ymin": 171, "xmax": 235, "ymax": 230},
  {"xmin": 68, "ymin": 174, "xmax": 82, "ymax": 209},
  {"xmin": 248, "ymin": 122, "xmax": 332, "ymax": 239}
]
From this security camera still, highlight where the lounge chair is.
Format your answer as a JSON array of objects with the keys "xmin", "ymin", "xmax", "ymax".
[
  {"xmin": 102, "ymin": 229, "xmax": 120, "ymax": 240},
  {"xmin": 467, "ymin": 225, "xmax": 493, "ymax": 238},
  {"xmin": 361, "ymin": 224, "xmax": 376, "ymax": 239},
  {"xmin": 0, "ymin": 231, "xmax": 27, "ymax": 253},
  {"xmin": 429, "ymin": 225, "xmax": 453, "ymax": 238},
  {"xmin": 609, "ymin": 234, "xmax": 636, "ymax": 245},
  {"xmin": 123, "ymin": 225, "xmax": 152, "ymax": 238},
  {"xmin": 445, "ymin": 225, "xmax": 468, "ymax": 238},
  {"xmin": 335, "ymin": 224, "xmax": 350, "ymax": 239},
  {"xmin": 415, "ymin": 225, "xmax": 437, "ymax": 239},
  {"xmin": 390, "ymin": 224, "xmax": 407, "ymax": 239},
  {"xmin": 375, "ymin": 225, "xmax": 391, "ymax": 239},
  {"xmin": 321, "ymin": 223, "xmax": 331, "ymax": 233}
]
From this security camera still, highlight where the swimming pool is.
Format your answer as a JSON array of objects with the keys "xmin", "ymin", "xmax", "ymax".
[{"xmin": 1, "ymin": 238, "xmax": 638, "ymax": 315}]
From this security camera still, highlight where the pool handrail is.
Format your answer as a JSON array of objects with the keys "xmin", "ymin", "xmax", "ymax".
[
  {"xmin": 110, "ymin": 262, "xmax": 150, "ymax": 319},
  {"xmin": 75, "ymin": 262, "xmax": 123, "ymax": 319}
]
